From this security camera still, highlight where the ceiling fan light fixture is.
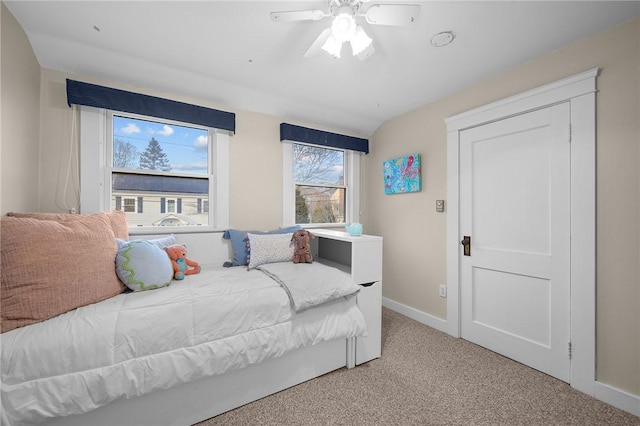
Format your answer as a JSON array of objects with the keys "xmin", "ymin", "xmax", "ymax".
[
  {"xmin": 350, "ymin": 25, "xmax": 372, "ymax": 56},
  {"xmin": 272, "ymin": 2, "xmax": 423, "ymax": 60},
  {"xmin": 321, "ymin": 35, "xmax": 343, "ymax": 58},
  {"xmin": 331, "ymin": 13, "xmax": 356, "ymax": 43}
]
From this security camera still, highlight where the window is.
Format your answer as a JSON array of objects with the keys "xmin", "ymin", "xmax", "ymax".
[
  {"xmin": 80, "ymin": 107, "xmax": 230, "ymax": 233},
  {"xmin": 166, "ymin": 199, "xmax": 177, "ymax": 214},
  {"xmin": 123, "ymin": 198, "xmax": 136, "ymax": 213},
  {"xmin": 108, "ymin": 113, "xmax": 212, "ymax": 228},
  {"xmin": 283, "ymin": 142, "xmax": 360, "ymax": 227},
  {"xmin": 294, "ymin": 144, "xmax": 345, "ymax": 224}
]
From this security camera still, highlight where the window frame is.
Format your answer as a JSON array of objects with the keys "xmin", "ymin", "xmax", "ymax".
[
  {"xmin": 282, "ymin": 140, "xmax": 361, "ymax": 228},
  {"xmin": 79, "ymin": 106, "xmax": 230, "ymax": 235},
  {"xmin": 165, "ymin": 198, "xmax": 177, "ymax": 214},
  {"xmin": 122, "ymin": 197, "xmax": 137, "ymax": 213}
]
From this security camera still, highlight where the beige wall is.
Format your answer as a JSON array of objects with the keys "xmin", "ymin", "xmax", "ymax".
[
  {"xmin": 2, "ymin": 2, "xmax": 638, "ymax": 400},
  {"xmin": 1, "ymin": 3, "xmax": 41, "ymax": 214},
  {"xmin": 365, "ymin": 18, "xmax": 640, "ymax": 396}
]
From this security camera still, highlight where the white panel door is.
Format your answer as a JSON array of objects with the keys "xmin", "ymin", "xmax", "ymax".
[{"xmin": 459, "ymin": 103, "xmax": 571, "ymax": 382}]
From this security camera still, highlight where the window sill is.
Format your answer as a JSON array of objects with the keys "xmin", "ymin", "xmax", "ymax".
[{"xmin": 128, "ymin": 226, "xmax": 224, "ymax": 237}]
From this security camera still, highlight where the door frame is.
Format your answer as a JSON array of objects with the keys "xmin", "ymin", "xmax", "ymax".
[{"xmin": 445, "ymin": 68, "xmax": 598, "ymax": 395}]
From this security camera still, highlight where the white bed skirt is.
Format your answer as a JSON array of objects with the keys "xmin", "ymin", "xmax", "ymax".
[{"xmin": 42, "ymin": 337, "xmax": 353, "ymax": 426}]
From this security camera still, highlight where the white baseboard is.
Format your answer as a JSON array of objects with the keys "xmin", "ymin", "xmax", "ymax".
[
  {"xmin": 382, "ymin": 297, "xmax": 447, "ymax": 333},
  {"xmin": 594, "ymin": 381, "xmax": 640, "ymax": 417}
]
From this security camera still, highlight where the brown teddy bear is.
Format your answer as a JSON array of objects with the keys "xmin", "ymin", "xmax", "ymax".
[
  {"xmin": 164, "ymin": 244, "xmax": 201, "ymax": 280},
  {"xmin": 291, "ymin": 230, "xmax": 315, "ymax": 264}
]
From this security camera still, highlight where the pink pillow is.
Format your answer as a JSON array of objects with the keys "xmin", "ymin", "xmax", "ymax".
[
  {"xmin": 7, "ymin": 210, "xmax": 129, "ymax": 240},
  {"xmin": 1, "ymin": 214, "xmax": 125, "ymax": 333}
]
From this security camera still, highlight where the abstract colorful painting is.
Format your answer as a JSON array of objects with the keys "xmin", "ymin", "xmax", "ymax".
[{"xmin": 383, "ymin": 154, "xmax": 422, "ymax": 194}]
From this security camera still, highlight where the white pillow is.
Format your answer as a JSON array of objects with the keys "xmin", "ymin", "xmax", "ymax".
[{"xmin": 247, "ymin": 232, "xmax": 294, "ymax": 269}]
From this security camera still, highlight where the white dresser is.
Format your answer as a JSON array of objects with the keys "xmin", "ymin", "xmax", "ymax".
[{"xmin": 310, "ymin": 229, "xmax": 383, "ymax": 365}]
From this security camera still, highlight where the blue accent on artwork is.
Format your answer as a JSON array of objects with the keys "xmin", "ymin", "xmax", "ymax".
[
  {"xmin": 383, "ymin": 154, "xmax": 422, "ymax": 194},
  {"xmin": 280, "ymin": 123, "xmax": 369, "ymax": 154},
  {"xmin": 66, "ymin": 79, "xmax": 235, "ymax": 133}
]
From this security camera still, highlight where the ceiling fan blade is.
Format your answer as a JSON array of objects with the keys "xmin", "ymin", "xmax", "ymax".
[
  {"xmin": 304, "ymin": 28, "xmax": 332, "ymax": 58},
  {"xmin": 364, "ymin": 4, "xmax": 420, "ymax": 26},
  {"xmin": 357, "ymin": 44, "xmax": 375, "ymax": 61},
  {"xmin": 270, "ymin": 9, "xmax": 326, "ymax": 23}
]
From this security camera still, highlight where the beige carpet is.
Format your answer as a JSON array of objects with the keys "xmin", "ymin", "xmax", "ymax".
[{"xmin": 195, "ymin": 308, "xmax": 639, "ymax": 425}]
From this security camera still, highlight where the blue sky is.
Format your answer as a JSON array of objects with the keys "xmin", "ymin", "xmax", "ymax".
[{"xmin": 113, "ymin": 115, "xmax": 208, "ymax": 175}]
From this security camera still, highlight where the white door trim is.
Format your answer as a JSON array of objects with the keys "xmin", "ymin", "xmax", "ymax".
[{"xmin": 445, "ymin": 68, "xmax": 598, "ymax": 396}]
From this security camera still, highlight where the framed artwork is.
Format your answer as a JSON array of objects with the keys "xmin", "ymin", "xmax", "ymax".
[{"xmin": 383, "ymin": 153, "xmax": 422, "ymax": 194}]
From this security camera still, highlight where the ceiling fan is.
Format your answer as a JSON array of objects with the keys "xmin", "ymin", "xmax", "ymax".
[{"xmin": 270, "ymin": 0, "xmax": 420, "ymax": 60}]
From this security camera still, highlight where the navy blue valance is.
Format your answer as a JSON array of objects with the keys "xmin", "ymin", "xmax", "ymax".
[
  {"xmin": 280, "ymin": 123, "xmax": 369, "ymax": 154},
  {"xmin": 66, "ymin": 79, "xmax": 235, "ymax": 133}
]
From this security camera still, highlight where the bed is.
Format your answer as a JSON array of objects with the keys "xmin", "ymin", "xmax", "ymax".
[{"xmin": 0, "ymin": 213, "xmax": 370, "ymax": 426}]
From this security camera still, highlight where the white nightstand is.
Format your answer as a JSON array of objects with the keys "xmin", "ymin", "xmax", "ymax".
[{"xmin": 310, "ymin": 229, "xmax": 383, "ymax": 365}]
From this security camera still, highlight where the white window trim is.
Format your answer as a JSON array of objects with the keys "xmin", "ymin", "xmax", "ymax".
[
  {"xmin": 79, "ymin": 106, "xmax": 230, "ymax": 234},
  {"xmin": 282, "ymin": 140, "xmax": 360, "ymax": 228}
]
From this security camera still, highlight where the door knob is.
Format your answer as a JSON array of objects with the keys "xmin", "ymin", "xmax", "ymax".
[{"xmin": 461, "ymin": 236, "xmax": 471, "ymax": 256}]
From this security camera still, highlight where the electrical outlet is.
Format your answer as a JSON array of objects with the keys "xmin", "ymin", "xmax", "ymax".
[{"xmin": 439, "ymin": 284, "xmax": 447, "ymax": 298}]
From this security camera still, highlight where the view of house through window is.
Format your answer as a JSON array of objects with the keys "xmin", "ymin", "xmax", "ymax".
[
  {"xmin": 111, "ymin": 114, "xmax": 211, "ymax": 227},
  {"xmin": 293, "ymin": 143, "xmax": 346, "ymax": 224}
]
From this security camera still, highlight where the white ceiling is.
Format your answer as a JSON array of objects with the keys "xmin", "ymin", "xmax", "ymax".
[{"xmin": 5, "ymin": 1, "xmax": 639, "ymax": 136}]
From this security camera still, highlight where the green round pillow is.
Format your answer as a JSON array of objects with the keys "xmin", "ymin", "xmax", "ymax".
[{"xmin": 116, "ymin": 240, "xmax": 173, "ymax": 291}]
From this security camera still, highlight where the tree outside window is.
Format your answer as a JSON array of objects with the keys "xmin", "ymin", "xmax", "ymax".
[
  {"xmin": 293, "ymin": 143, "xmax": 345, "ymax": 224},
  {"xmin": 139, "ymin": 137, "xmax": 171, "ymax": 171},
  {"xmin": 113, "ymin": 140, "xmax": 139, "ymax": 169}
]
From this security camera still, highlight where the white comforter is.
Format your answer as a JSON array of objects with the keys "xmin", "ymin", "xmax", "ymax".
[{"xmin": 1, "ymin": 264, "xmax": 366, "ymax": 426}]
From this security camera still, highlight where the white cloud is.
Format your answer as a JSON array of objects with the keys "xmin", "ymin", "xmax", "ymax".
[
  {"xmin": 194, "ymin": 135, "xmax": 208, "ymax": 148},
  {"xmin": 121, "ymin": 123, "xmax": 140, "ymax": 135},
  {"xmin": 171, "ymin": 162, "xmax": 207, "ymax": 173},
  {"xmin": 157, "ymin": 125, "xmax": 174, "ymax": 136}
]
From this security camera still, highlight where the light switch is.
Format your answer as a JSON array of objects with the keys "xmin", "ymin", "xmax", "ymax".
[{"xmin": 436, "ymin": 200, "xmax": 445, "ymax": 212}]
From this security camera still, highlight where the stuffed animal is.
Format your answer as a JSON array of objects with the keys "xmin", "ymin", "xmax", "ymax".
[
  {"xmin": 164, "ymin": 244, "xmax": 201, "ymax": 280},
  {"xmin": 291, "ymin": 230, "xmax": 315, "ymax": 264}
]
